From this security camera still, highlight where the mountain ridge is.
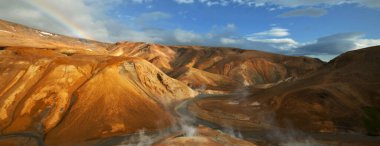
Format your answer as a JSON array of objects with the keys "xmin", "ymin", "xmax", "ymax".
[{"xmin": 2, "ymin": 18, "xmax": 378, "ymax": 145}]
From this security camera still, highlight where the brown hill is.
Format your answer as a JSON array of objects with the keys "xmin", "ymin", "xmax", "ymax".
[
  {"xmin": 109, "ymin": 42, "xmax": 176, "ymax": 73},
  {"xmin": 189, "ymin": 46, "xmax": 380, "ymax": 135},
  {"xmin": 0, "ymin": 46, "xmax": 196, "ymax": 145},
  {"xmin": 171, "ymin": 67, "xmax": 241, "ymax": 93}
]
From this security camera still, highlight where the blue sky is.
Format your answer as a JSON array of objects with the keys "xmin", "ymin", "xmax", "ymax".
[{"xmin": 1, "ymin": 0, "xmax": 380, "ymax": 61}]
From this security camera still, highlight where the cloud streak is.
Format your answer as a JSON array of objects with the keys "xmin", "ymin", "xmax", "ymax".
[
  {"xmin": 174, "ymin": 0, "xmax": 380, "ymax": 9},
  {"xmin": 249, "ymin": 27, "xmax": 290, "ymax": 37},
  {"xmin": 295, "ymin": 32, "xmax": 380, "ymax": 56},
  {"xmin": 174, "ymin": 0, "xmax": 194, "ymax": 4},
  {"xmin": 279, "ymin": 8, "xmax": 327, "ymax": 18}
]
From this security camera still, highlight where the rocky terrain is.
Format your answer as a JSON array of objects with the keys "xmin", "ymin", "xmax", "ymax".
[
  {"xmin": 189, "ymin": 46, "xmax": 380, "ymax": 144},
  {"xmin": 0, "ymin": 19, "xmax": 199, "ymax": 145},
  {"xmin": 109, "ymin": 42, "xmax": 324, "ymax": 93},
  {"xmin": 0, "ymin": 18, "xmax": 379, "ymax": 145},
  {"xmin": 0, "ymin": 46, "xmax": 199, "ymax": 145}
]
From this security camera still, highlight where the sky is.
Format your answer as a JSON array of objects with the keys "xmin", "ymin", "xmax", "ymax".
[{"xmin": 0, "ymin": 0, "xmax": 380, "ymax": 61}]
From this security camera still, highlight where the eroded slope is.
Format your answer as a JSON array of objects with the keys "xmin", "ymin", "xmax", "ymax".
[
  {"xmin": 0, "ymin": 47, "xmax": 196, "ymax": 145},
  {"xmin": 109, "ymin": 42, "xmax": 324, "ymax": 92},
  {"xmin": 189, "ymin": 46, "xmax": 380, "ymax": 135}
]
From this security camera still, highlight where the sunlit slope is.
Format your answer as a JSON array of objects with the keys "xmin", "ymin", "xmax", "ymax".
[
  {"xmin": 0, "ymin": 47, "xmax": 196, "ymax": 145},
  {"xmin": 171, "ymin": 67, "xmax": 241, "ymax": 93},
  {"xmin": 109, "ymin": 42, "xmax": 324, "ymax": 92},
  {"xmin": 109, "ymin": 42, "xmax": 176, "ymax": 73}
]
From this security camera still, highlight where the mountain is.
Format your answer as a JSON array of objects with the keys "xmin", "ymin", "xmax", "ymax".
[
  {"xmin": 0, "ymin": 19, "xmax": 363, "ymax": 145},
  {"xmin": 189, "ymin": 46, "xmax": 380, "ymax": 137},
  {"xmin": 171, "ymin": 67, "xmax": 241, "ymax": 94},
  {"xmin": 0, "ymin": 19, "xmax": 201, "ymax": 145},
  {"xmin": 1, "ymin": 19, "xmax": 324, "ymax": 94},
  {"xmin": 109, "ymin": 41, "xmax": 324, "ymax": 93},
  {"xmin": 0, "ymin": 46, "xmax": 197, "ymax": 145}
]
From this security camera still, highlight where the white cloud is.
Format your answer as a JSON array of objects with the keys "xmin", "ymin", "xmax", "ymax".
[
  {"xmin": 355, "ymin": 39, "xmax": 380, "ymax": 50},
  {"xmin": 217, "ymin": 26, "xmax": 299, "ymax": 51},
  {"xmin": 175, "ymin": 0, "xmax": 380, "ymax": 9},
  {"xmin": 238, "ymin": 27, "xmax": 298, "ymax": 51},
  {"xmin": 249, "ymin": 27, "xmax": 290, "ymax": 37},
  {"xmin": 173, "ymin": 29, "xmax": 203, "ymax": 43},
  {"xmin": 226, "ymin": 23, "xmax": 236, "ymax": 30},
  {"xmin": 0, "ymin": 0, "xmax": 112, "ymax": 40},
  {"xmin": 247, "ymin": 38, "xmax": 297, "ymax": 44},
  {"xmin": 298, "ymin": 34, "xmax": 380, "ymax": 61},
  {"xmin": 294, "ymin": 32, "xmax": 380, "ymax": 55},
  {"xmin": 220, "ymin": 38, "xmax": 240, "ymax": 44},
  {"xmin": 174, "ymin": 0, "xmax": 194, "ymax": 4},
  {"xmin": 0, "ymin": 0, "xmax": 168, "ymax": 42},
  {"xmin": 131, "ymin": 0, "xmax": 153, "ymax": 3},
  {"xmin": 247, "ymin": 38, "xmax": 299, "ymax": 50},
  {"xmin": 264, "ymin": 0, "xmax": 380, "ymax": 8},
  {"xmin": 279, "ymin": 7, "xmax": 328, "ymax": 18},
  {"xmin": 136, "ymin": 11, "xmax": 171, "ymax": 24},
  {"xmin": 199, "ymin": 0, "xmax": 229, "ymax": 6}
]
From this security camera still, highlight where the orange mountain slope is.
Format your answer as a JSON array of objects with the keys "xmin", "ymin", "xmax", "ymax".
[
  {"xmin": 0, "ymin": 47, "xmax": 196, "ymax": 145},
  {"xmin": 108, "ymin": 42, "xmax": 324, "ymax": 92}
]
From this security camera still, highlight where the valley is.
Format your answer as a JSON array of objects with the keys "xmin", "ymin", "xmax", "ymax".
[{"xmin": 0, "ymin": 19, "xmax": 379, "ymax": 146}]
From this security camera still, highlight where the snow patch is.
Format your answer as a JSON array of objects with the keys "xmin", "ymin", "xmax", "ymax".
[
  {"xmin": 0, "ymin": 30, "xmax": 12, "ymax": 34},
  {"xmin": 85, "ymin": 48, "xmax": 94, "ymax": 52},
  {"xmin": 40, "ymin": 31, "xmax": 54, "ymax": 36},
  {"xmin": 227, "ymin": 100, "xmax": 239, "ymax": 105},
  {"xmin": 250, "ymin": 101, "xmax": 260, "ymax": 106}
]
